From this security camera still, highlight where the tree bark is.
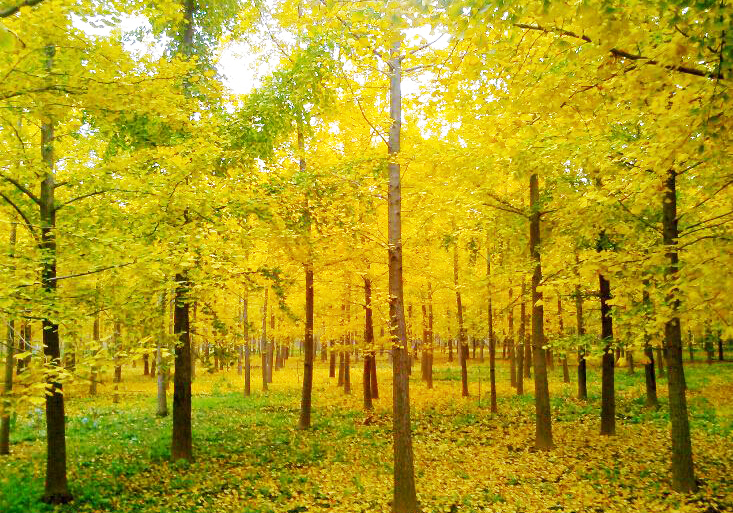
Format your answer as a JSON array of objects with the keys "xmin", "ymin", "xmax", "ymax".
[
  {"xmin": 261, "ymin": 287, "xmax": 268, "ymax": 392},
  {"xmin": 387, "ymin": 37, "xmax": 417, "ymax": 513},
  {"xmin": 662, "ymin": 169, "xmax": 697, "ymax": 492},
  {"xmin": 454, "ymin": 239, "xmax": 469, "ymax": 397},
  {"xmin": 363, "ymin": 275, "xmax": 375, "ymax": 410},
  {"xmin": 0, "ymin": 219, "xmax": 17, "ymax": 455},
  {"xmin": 39, "ymin": 46, "xmax": 72, "ymax": 501},
  {"xmin": 508, "ymin": 287, "xmax": 516, "ymax": 389},
  {"xmin": 517, "ymin": 281, "xmax": 526, "ymax": 395},
  {"xmin": 486, "ymin": 235, "xmax": 497, "ymax": 413},
  {"xmin": 243, "ymin": 291, "xmax": 250, "ymax": 397},
  {"xmin": 171, "ymin": 273, "xmax": 192, "ymax": 462},
  {"xmin": 112, "ymin": 320, "xmax": 122, "ymax": 404},
  {"xmin": 299, "ymin": 262, "xmax": 315, "ymax": 428},
  {"xmin": 530, "ymin": 173, "xmax": 552, "ymax": 450},
  {"xmin": 599, "ymin": 273, "xmax": 616, "ymax": 436},
  {"xmin": 575, "ymin": 282, "xmax": 587, "ymax": 400},
  {"xmin": 156, "ymin": 292, "xmax": 168, "ymax": 417}
]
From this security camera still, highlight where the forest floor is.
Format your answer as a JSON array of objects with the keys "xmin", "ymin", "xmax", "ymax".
[{"xmin": 1, "ymin": 356, "xmax": 732, "ymax": 513}]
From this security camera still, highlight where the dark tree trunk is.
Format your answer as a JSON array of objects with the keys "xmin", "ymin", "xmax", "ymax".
[
  {"xmin": 344, "ymin": 351, "xmax": 351, "ymax": 394},
  {"xmin": 299, "ymin": 262, "xmax": 315, "ymax": 428},
  {"xmin": 575, "ymin": 282, "xmax": 587, "ymax": 400},
  {"xmin": 454, "ymin": 240, "xmax": 469, "ymax": 397},
  {"xmin": 599, "ymin": 273, "xmax": 616, "ymax": 436},
  {"xmin": 529, "ymin": 174, "xmax": 552, "ymax": 450},
  {"xmin": 363, "ymin": 275, "xmax": 375, "ymax": 410},
  {"xmin": 387, "ymin": 38, "xmax": 417, "ymax": 513},
  {"xmin": 261, "ymin": 288, "xmax": 268, "ymax": 392},
  {"xmin": 39, "ymin": 54, "xmax": 72, "ymax": 501},
  {"xmin": 662, "ymin": 169, "xmax": 697, "ymax": 492},
  {"xmin": 243, "ymin": 291, "xmax": 251, "ymax": 397},
  {"xmin": 329, "ymin": 340, "xmax": 336, "ymax": 378},
  {"xmin": 656, "ymin": 346, "xmax": 666, "ymax": 377},
  {"xmin": 517, "ymin": 280, "xmax": 526, "ymax": 395},
  {"xmin": 508, "ymin": 288, "xmax": 516, "ymax": 389},
  {"xmin": 486, "ymin": 234, "xmax": 497, "ymax": 413},
  {"xmin": 171, "ymin": 273, "xmax": 192, "ymax": 462},
  {"xmin": 427, "ymin": 282, "xmax": 434, "ymax": 390},
  {"xmin": 1, "ymin": 219, "xmax": 17, "ymax": 455}
]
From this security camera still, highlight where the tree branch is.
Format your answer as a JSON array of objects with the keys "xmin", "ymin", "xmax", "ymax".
[
  {"xmin": 0, "ymin": 192, "xmax": 37, "ymax": 240},
  {"xmin": 0, "ymin": 0, "xmax": 44, "ymax": 18},
  {"xmin": 514, "ymin": 23, "xmax": 722, "ymax": 79},
  {"xmin": 0, "ymin": 173, "xmax": 39, "ymax": 204}
]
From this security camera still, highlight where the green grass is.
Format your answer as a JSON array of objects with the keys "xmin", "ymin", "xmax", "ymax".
[{"xmin": 2, "ymin": 361, "xmax": 732, "ymax": 513}]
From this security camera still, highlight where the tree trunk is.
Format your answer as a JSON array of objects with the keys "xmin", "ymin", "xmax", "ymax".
[
  {"xmin": 662, "ymin": 169, "xmax": 697, "ymax": 492},
  {"xmin": 363, "ymin": 275, "xmax": 375, "ymax": 410},
  {"xmin": 387, "ymin": 37, "xmax": 417, "ymax": 513},
  {"xmin": 656, "ymin": 346, "xmax": 666, "ymax": 377},
  {"xmin": 267, "ymin": 312, "xmax": 275, "ymax": 382},
  {"xmin": 112, "ymin": 321, "xmax": 122, "ymax": 404},
  {"xmin": 261, "ymin": 287, "xmax": 268, "ymax": 392},
  {"xmin": 171, "ymin": 273, "xmax": 192, "ymax": 462},
  {"xmin": 329, "ymin": 340, "xmax": 336, "ymax": 378},
  {"xmin": 344, "ymin": 351, "xmax": 351, "ymax": 394},
  {"xmin": 517, "ymin": 281, "xmax": 526, "ymax": 395},
  {"xmin": 508, "ymin": 288, "xmax": 516, "ymax": 389},
  {"xmin": 558, "ymin": 296, "xmax": 570, "ymax": 383},
  {"xmin": 243, "ymin": 291, "xmax": 250, "ymax": 397},
  {"xmin": 39, "ymin": 50, "xmax": 72, "ymax": 501},
  {"xmin": 530, "ymin": 174, "xmax": 552, "ymax": 450},
  {"xmin": 486, "ymin": 235, "xmax": 497, "ymax": 413},
  {"xmin": 338, "ymin": 349, "xmax": 345, "ymax": 386},
  {"xmin": 0, "ymin": 219, "xmax": 17, "ymax": 455},
  {"xmin": 299, "ymin": 262, "xmax": 315, "ymax": 428},
  {"xmin": 427, "ymin": 282, "xmax": 434, "ymax": 390},
  {"xmin": 599, "ymin": 273, "xmax": 616, "ymax": 436},
  {"xmin": 156, "ymin": 292, "xmax": 168, "ymax": 417},
  {"xmin": 575, "ymin": 282, "xmax": 587, "ymax": 400},
  {"xmin": 89, "ymin": 314, "xmax": 99, "ymax": 396},
  {"xmin": 454, "ymin": 239, "xmax": 469, "ymax": 397}
]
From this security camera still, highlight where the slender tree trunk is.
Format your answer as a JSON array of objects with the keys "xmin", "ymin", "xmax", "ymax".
[
  {"xmin": 299, "ymin": 262, "xmax": 315, "ymax": 428},
  {"xmin": 656, "ymin": 346, "xmax": 666, "ymax": 377},
  {"xmin": 427, "ymin": 282, "xmax": 434, "ymax": 390},
  {"xmin": 517, "ymin": 281, "xmax": 526, "ymax": 395},
  {"xmin": 89, "ymin": 314, "xmax": 99, "ymax": 396},
  {"xmin": 575, "ymin": 282, "xmax": 587, "ymax": 400},
  {"xmin": 454, "ymin": 239, "xmax": 469, "ymax": 397},
  {"xmin": 486, "ymin": 236, "xmax": 497, "ymax": 413},
  {"xmin": 508, "ymin": 288, "xmax": 516, "ymax": 389},
  {"xmin": 171, "ymin": 272, "xmax": 192, "ymax": 462},
  {"xmin": 267, "ymin": 312, "xmax": 275, "ymax": 382},
  {"xmin": 156, "ymin": 292, "xmax": 168, "ymax": 416},
  {"xmin": 599, "ymin": 272, "xmax": 616, "ymax": 436},
  {"xmin": 261, "ymin": 288, "xmax": 268, "ymax": 392},
  {"xmin": 662, "ymin": 169, "xmax": 697, "ymax": 492},
  {"xmin": 530, "ymin": 173, "xmax": 552, "ymax": 450},
  {"xmin": 112, "ymin": 321, "xmax": 122, "ymax": 404},
  {"xmin": 558, "ymin": 296, "xmax": 570, "ymax": 383},
  {"xmin": 421, "ymin": 302, "xmax": 428, "ymax": 382},
  {"xmin": 0, "ymin": 219, "xmax": 17, "ymax": 455},
  {"xmin": 39, "ymin": 47, "xmax": 72, "ymax": 501},
  {"xmin": 364, "ymin": 275, "xmax": 375, "ymax": 410},
  {"xmin": 329, "ymin": 340, "xmax": 336, "ymax": 378},
  {"xmin": 387, "ymin": 37, "xmax": 417, "ymax": 513},
  {"xmin": 243, "ymin": 291, "xmax": 250, "ymax": 397}
]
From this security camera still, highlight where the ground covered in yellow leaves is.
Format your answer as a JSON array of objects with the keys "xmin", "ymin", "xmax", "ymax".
[{"xmin": 2, "ymin": 357, "xmax": 732, "ymax": 513}]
